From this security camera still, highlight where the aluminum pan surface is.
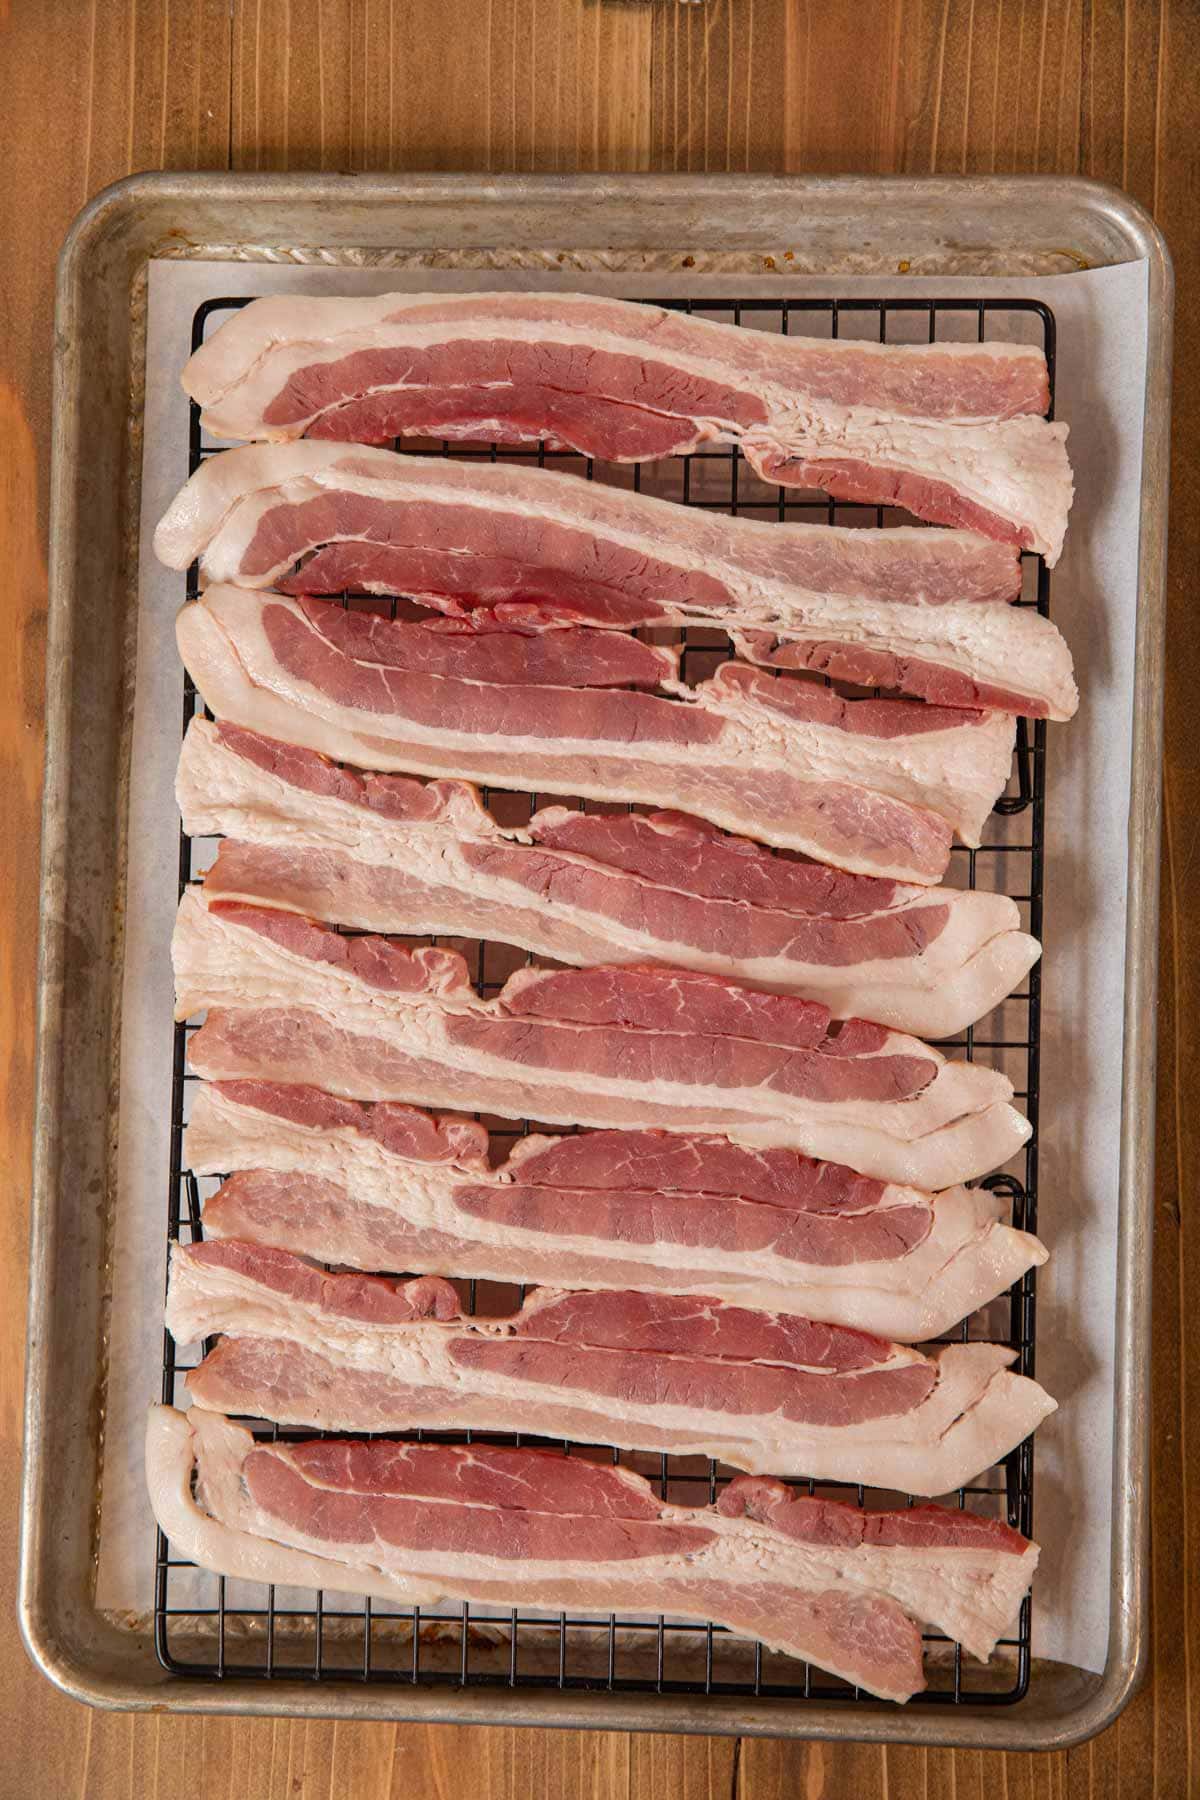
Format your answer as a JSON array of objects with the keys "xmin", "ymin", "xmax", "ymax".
[{"xmin": 20, "ymin": 173, "xmax": 1170, "ymax": 1750}]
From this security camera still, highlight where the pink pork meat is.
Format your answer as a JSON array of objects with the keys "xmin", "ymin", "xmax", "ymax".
[
  {"xmin": 181, "ymin": 716, "xmax": 1039, "ymax": 1038},
  {"xmin": 185, "ymin": 1080, "xmax": 1048, "ymax": 1342},
  {"xmin": 147, "ymin": 1405, "xmax": 1041, "ymax": 1702},
  {"xmin": 169, "ymin": 1240, "xmax": 1056, "ymax": 1493},
  {"xmin": 177, "ymin": 292, "xmax": 1073, "ymax": 562},
  {"xmin": 173, "ymin": 892, "xmax": 1031, "ymax": 1190},
  {"xmin": 176, "ymin": 586, "xmax": 1018, "ymax": 885},
  {"xmin": 155, "ymin": 445, "xmax": 1076, "ymax": 717}
]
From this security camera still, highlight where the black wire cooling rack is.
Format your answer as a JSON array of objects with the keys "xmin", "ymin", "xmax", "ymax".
[{"xmin": 156, "ymin": 292, "xmax": 1050, "ymax": 1705}]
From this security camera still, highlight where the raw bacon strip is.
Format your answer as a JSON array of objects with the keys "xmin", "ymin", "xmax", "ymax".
[
  {"xmin": 155, "ymin": 445, "xmax": 1076, "ymax": 716},
  {"xmin": 177, "ymin": 292, "xmax": 1073, "ymax": 562},
  {"xmin": 185, "ymin": 1081, "xmax": 1048, "ymax": 1342},
  {"xmin": 177, "ymin": 587, "xmax": 1019, "ymax": 884},
  {"xmin": 182, "ymin": 717, "xmax": 1039, "ymax": 1038},
  {"xmin": 147, "ymin": 1405, "xmax": 1041, "ymax": 1702},
  {"xmin": 155, "ymin": 443, "xmax": 1021, "ymax": 607},
  {"xmin": 170, "ymin": 1241, "xmax": 1056, "ymax": 1492},
  {"xmin": 174, "ymin": 893, "xmax": 1032, "ymax": 1189}
]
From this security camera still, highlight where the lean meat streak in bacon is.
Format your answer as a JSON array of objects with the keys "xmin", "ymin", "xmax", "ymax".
[
  {"xmin": 185, "ymin": 1083, "xmax": 1045, "ymax": 1341},
  {"xmin": 178, "ymin": 292, "xmax": 1073, "ymax": 563},
  {"xmin": 169, "ymin": 1241, "xmax": 1056, "ymax": 1492},
  {"xmin": 176, "ymin": 588, "xmax": 1017, "ymax": 885},
  {"xmin": 155, "ymin": 445, "xmax": 1076, "ymax": 717},
  {"xmin": 173, "ymin": 893, "xmax": 1030, "ymax": 1189},
  {"xmin": 186, "ymin": 1081, "xmax": 1047, "ymax": 1341},
  {"xmin": 147, "ymin": 1405, "xmax": 1041, "ymax": 1702}
]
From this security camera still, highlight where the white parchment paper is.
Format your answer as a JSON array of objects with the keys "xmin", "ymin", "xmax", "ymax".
[{"xmin": 96, "ymin": 256, "xmax": 1150, "ymax": 1681}]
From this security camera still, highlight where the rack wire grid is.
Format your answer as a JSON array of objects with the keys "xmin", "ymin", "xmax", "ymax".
[{"xmin": 156, "ymin": 292, "xmax": 1051, "ymax": 1706}]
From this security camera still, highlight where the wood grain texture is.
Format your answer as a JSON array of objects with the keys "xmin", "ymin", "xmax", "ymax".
[{"xmin": 0, "ymin": 0, "xmax": 1194, "ymax": 1793}]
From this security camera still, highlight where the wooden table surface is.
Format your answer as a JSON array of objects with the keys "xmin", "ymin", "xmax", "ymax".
[{"xmin": 1, "ymin": 2, "xmax": 1195, "ymax": 1794}]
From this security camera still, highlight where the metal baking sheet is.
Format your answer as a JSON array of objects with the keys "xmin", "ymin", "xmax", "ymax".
[{"xmin": 20, "ymin": 174, "xmax": 1171, "ymax": 1750}]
